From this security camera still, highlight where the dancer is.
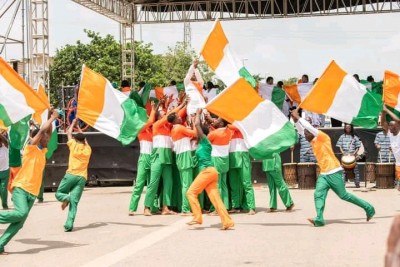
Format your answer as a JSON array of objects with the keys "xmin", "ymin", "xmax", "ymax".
[
  {"xmin": 184, "ymin": 59, "xmax": 206, "ymax": 115},
  {"xmin": 291, "ymin": 109, "xmax": 375, "ymax": 227},
  {"xmin": 143, "ymin": 98, "xmax": 187, "ymax": 216},
  {"xmin": 228, "ymin": 125, "xmax": 256, "ymax": 215},
  {"xmin": 169, "ymin": 106, "xmax": 197, "ymax": 215},
  {"xmin": 0, "ymin": 109, "xmax": 59, "ymax": 254},
  {"xmin": 207, "ymin": 117, "xmax": 232, "ymax": 212},
  {"xmin": 55, "ymin": 118, "xmax": 92, "ymax": 232},
  {"xmin": 262, "ymin": 153, "xmax": 294, "ymax": 212},
  {"xmin": 128, "ymin": 102, "xmax": 158, "ymax": 215},
  {"xmin": 186, "ymin": 109, "xmax": 234, "ymax": 230}
]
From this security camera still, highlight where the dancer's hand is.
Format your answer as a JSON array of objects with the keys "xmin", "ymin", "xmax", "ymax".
[{"xmin": 291, "ymin": 108, "xmax": 300, "ymax": 122}]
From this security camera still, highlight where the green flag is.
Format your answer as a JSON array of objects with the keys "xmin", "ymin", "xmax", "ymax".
[
  {"xmin": 271, "ymin": 86, "xmax": 286, "ymax": 110},
  {"xmin": 9, "ymin": 115, "xmax": 30, "ymax": 150},
  {"xmin": 141, "ymin": 83, "xmax": 152, "ymax": 106}
]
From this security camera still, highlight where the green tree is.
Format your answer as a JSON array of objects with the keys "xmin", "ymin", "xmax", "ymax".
[
  {"xmin": 160, "ymin": 42, "xmax": 196, "ymax": 86},
  {"xmin": 49, "ymin": 29, "xmax": 121, "ymax": 105},
  {"xmin": 283, "ymin": 77, "xmax": 299, "ymax": 85},
  {"xmin": 134, "ymin": 41, "xmax": 165, "ymax": 87}
]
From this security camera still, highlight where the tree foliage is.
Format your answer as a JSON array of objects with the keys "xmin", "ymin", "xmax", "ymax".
[
  {"xmin": 283, "ymin": 77, "xmax": 299, "ymax": 85},
  {"xmin": 49, "ymin": 30, "xmax": 121, "ymax": 104},
  {"xmin": 134, "ymin": 41, "xmax": 164, "ymax": 86}
]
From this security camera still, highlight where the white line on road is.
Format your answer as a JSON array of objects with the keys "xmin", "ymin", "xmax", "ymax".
[{"xmin": 81, "ymin": 218, "xmax": 189, "ymax": 267}]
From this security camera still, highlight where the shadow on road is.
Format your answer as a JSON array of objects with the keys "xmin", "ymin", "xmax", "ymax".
[
  {"xmin": 237, "ymin": 222, "xmax": 307, "ymax": 227},
  {"xmin": 73, "ymin": 222, "xmax": 108, "ymax": 232},
  {"xmin": 11, "ymin": 238, "xmax": 86, "ymax": 254},
  {"xmin": 72, "ymin": 221, "xmax": 166, "ymax": 232},
  {"xmin": 255, "ymin": 207, "xmax": 303, "ymax": 213}
]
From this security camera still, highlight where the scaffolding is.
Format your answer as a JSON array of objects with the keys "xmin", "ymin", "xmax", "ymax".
[
  {"xmin": 135, "ymin": 0, "xmax": 400, "ymax": 23},
  {"xmin": 120, "ymin": 23, "xmax": 135, "ymax": 85},
  {"xmin": 28, "ymin": 0, "xmax": 50, "ymax": 90},
  {"xmin": 183, "ymin": 21, "xmax": 191, "ymax": 48},
  {"xmin": 0, "ymin": 0, "xmax": 26, "ymax": 78}
]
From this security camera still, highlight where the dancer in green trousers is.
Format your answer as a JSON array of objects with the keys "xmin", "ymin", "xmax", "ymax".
[
  {"xmin": 55, "ymin": 118, "xmax": 92, "ymax": 232},
  {"xmin": 143, "ymin": 99, "xmax": 187, "ymax": 216},
  {"xmin": 292, "ymin": 109, "xmax": 375, "ymax": 226},
  {"xmin": 169, "ymin": 109, "xmax": 197, "ymax": 214},
  {"xmin": 208, "ymin": 118, "xmax": 232, "ymax": 211},
  {"xmin": 263, "ymin": 153, "xmax": 294, "ymax": 212},
  {"xmin": 228, "ymin": 125, "xmax": 256, "ymax": 214},
  {"xmin": 0, "ymin": 132, "xmax": 9, "ymax": 209},
  {"xmin": 129, "ymin": 103, "xmax": 157, "ymax": 215},
  {"xmin": 0, "ymin": 110, "xmax": 59, "ymax": 254}
]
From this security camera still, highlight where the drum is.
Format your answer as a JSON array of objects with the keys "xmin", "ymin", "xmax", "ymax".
[
  {"xmin": 297, "ymin": 163, "xmax": 316, "ymax": 189},
  {"xmin": 283, "ymin": 163, "xmax": 297, "ymax": 186},
  {"xmin": 364, "ymin": 162, "xmax": 376, "ymax": 183},
  {"xmin": 341, "ymin": 154, "xmax": 356, "ymax": 170},
  {"xmin": 375, "ymin": 163, "xmax": 395, "ymax": 189}
]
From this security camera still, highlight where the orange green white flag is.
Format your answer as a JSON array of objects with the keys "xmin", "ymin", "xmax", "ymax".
[
  {"xmin": 206, "ymin": 78, "xmax": 297, "ymax": 159},
  {"xmin": 200, "ymin": 19, "xmax": 256, "ymax": 88},
  {"xmin": 77, "ymin": 65, "xmax": 148, "ymax": 145},
  {"xmin": 0, "ymin": 57, "xmax": 48, "ymax": 126},
  {"xmin": 299, "ymin": 60, "xmax": 382, "ymax": 128},
  {"xmin": 283, "ymin": 83, "xmax": 313, "ymax": 104},
  {"xmin": 383, "ymin": 70, "xmax": 400, "ymax": 111},
  {"xmin": 202, "ymin": 20, "xmax": 297, "ymax": 159}
]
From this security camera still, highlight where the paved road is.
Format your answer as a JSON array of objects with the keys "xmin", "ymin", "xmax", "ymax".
[{"xmin": 0, "ymin": 183, "xmax": 397, "ymax": 266}]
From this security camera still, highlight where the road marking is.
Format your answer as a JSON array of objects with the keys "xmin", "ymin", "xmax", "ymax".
[{"xmin": 82, "ymin": 218, "xmax": 189, "ymax": 267}]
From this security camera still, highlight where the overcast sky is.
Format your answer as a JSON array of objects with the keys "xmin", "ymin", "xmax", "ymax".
[{"xmin": 1, "ymin": 0, "xmax": 400, "ymax": 82}]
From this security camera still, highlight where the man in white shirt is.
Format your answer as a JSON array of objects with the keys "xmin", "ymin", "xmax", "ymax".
[
  {"xmin": 184, "ymin": 59, "xmax": 206, "ymax": 115},
  {"xmin": 0, "ymin": 131, "xmax": 9, "ymax": 209},
  {"xmin": 381, "ymin": 106, "xmax": 400, "ymax": 190}
]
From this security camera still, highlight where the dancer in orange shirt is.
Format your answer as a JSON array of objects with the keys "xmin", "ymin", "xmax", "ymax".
[
  {"xmin": 291, "ymin": 109, "xmax": 375, "ymax": 227},
  {"xmin": 0, "ymin": 109, "xmax": 59, "ymax": 254},
  {"xmin": 55, "ymin": 118, "xmax": 92, "ymax": 232}
]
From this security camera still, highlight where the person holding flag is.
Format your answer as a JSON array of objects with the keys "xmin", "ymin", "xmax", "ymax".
[
  {"xmin": 291, "ymin": 108, "xmax": 375, "ymax": 227},
  {"xmin": 0, "ymin": 109, "xmax": 60, "ymax": 254},
  {"xmin": 186, "ymin": 108, "xmax": 234, "ymax": 230},
  {"xmin": 55, "ymin": 118, "xmax": 92, "ymax": 232},
  {"xmin": 184, "ymin": 59, "xmax": 206, "ymax": 115},
  {"xmin": 128, "ymin": 101, "xmax": 159, "ymax": 215},
  {"xmin": 143, "ymin": 98, "xmax": 188, "ymax": 216}
]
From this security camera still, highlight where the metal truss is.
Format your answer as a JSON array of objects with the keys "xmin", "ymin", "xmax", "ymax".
[
  {"xmin": 183, "ymin": 21, "xmax": 191, "ymax": 48},
  {"xmin": 71, "ymin": 0, "xmax": 134, "ymax": 23},
  {"xmin": 120, "ymin": 23, "xmax": 135, "ymax": 85},
  {"xmin": 28, "ymin": 0, "xmax": 50, "ymax": 90},
  {"xmin": 134, "ymin": 0, "xmax": 400, "ymax": 24}
]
